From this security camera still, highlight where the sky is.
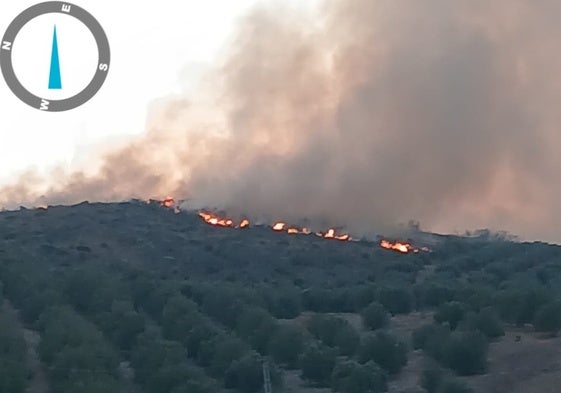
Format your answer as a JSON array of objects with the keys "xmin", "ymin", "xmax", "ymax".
[{"xmin": 0, "ymin": 0, "xmax": 260, "ymax": 185}]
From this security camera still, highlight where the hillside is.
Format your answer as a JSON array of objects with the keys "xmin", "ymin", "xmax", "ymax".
[{"xmin": 1, "ymin": 201, "xmax": 561, "ymax": 393}]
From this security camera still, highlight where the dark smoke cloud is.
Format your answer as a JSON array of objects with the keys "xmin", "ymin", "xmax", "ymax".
[{"xmin": 2, "ymin": 0, "xmax": 561, "ymax": 242}]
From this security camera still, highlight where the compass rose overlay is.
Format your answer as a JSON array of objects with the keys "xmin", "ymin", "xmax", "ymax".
[{"xmin": 0, "ymin": 1, "xmax": 110, "ymax": 112}]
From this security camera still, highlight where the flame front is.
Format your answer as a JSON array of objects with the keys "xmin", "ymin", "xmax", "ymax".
[
  {"xmin": 198, "ymin": 212, "xmax": 249, "ymax": 228},
  {"xmin": 192, "ymin": 208, "xmax": 431, "ymax": 254},
  {"xmin": 156, "ymin": 199, "xmax": 426, "ymax": 254},
  {"xmin": 316, "ymin": 228, "xmax": 351, "ymax": 241},
  {"xmin": 161, "ymin": 196, "xmax": 175, "ymax": 208},
  {"xmin": 199, "ymin": 212, "xmax": 233, "ymax": 227},
  {"xmin": 380, "ymin": 239, "xmax": 421, "ymax": 254}
]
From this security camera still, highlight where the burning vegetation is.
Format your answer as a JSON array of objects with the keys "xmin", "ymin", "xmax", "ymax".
[
  {"xmin": 160, "ymin": 197, "xmax": 175, "ymax": 208},
  {"xmin": 380, "ymin": 240, "xmax": 417, "ymax": 254},
  {"xmin": 379, "ymin": 240, "xmax": 431, "ymax": 254},
  {"xmin": 156, "ymin": 197, "xmax": 428, "ymax": 254},
  {"xmin": 30, "ymin": 197, "xmax": 429, "ymax": 254},
  {"xmin": 198, "ymin": 212, "xmax": 236, "ymax": 228}
]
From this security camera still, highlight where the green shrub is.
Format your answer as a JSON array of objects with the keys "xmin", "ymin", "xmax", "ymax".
[
  {"xmin": 462, "ymin": 307, "xmax": 504, "ymax": 339},
  {"xmin": 378, "ymin": 287, "xmax": 414, "ymax": 315},
  {"xmin": 199, "ymin": 334, "xmax": 249, "ymax": 375},
  {"xmin": 331, "ymin": 359, "xmax": 387, "ymax": 393},
  {"xmin": 415, "ymin": 283, "xmax": 454, "ymax": 308},
  {"xmin": 495, "ymin": 288, "xmax": 551, "ymax": 326},
  {"xmin": 361, "ymin": 302, "xmax": 389, "ymax": 330},
  {"xmin": 224, "ymin": 352, "xmax": 264, "ymax": 393},
  {"xmin": 533, "ymin": 301, "xmax": 561, "ymax": 334},
  {"xmin": 434, "ymin": 302, "xmax": 467, "ymax": 330},
  {"xmin": 334, "ymin": 322, "xmax": 360, "ymax": 356},
  {"xmin": 269, "ymin": 325, "xmax": 305, "ymax": 368},
  {"xmin": 442, "ymin": 331, "xmax": 488, "ymax": 375},
  {"xmin": 307, "ymin": 314, "xmax": 360, "ymax": 356},
  {"xmin": 236, "ymin": 307, "xmax": 278, "ymax": 354},
  {"xmin": 0, "ymin": 313, "xmax": 28, "ymax": 393},
  {"xmin": 412, "ymin": 323, "xmax": 450, "ymax": 354},
  {"xmin": 299, "ymin": 343, "xmax": 337, "ymax": 385},
  {"xmin": 358, "ymin": 332, "xmax": 407, "ymax": 374}
]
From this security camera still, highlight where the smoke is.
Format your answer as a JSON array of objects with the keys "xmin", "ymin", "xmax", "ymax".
[{"xmin": 3, "ymin": 0, "xmax": 561, "ymax": 242}]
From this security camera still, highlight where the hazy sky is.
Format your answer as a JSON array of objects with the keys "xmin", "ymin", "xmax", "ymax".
[{"xmin": 0, "ymin": 0, "xmax": 260, "ymax": 184}]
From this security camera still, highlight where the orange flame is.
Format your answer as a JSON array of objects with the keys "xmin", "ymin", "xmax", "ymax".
[
  {"xmin": 380, "ymin": 239, "xmax": 417, "ymax": 254},
  {"xmin": 196, "ymin": 210, "xmax": 434, "ymax": 252},
  {"xmin": 199, "ymin": 212, "xmax": 234, "ymax": 227},
  {"xmin": 273, "ymin": 223, "xmax": 325, "ymax": 236},
  {"xmin": 315, "ymin": 228, "xmax": 351, "ymax": 241},
  {"xmin": 283, "ymin": 226, "xmax": 312, "ymax": 235},
  {"xmin": 161, "ymin": 196, "xmax": 175, "ymax": 208},
  {"xmin": 198, "ymin": 212, "xmax": 249, "ymax": 228}
]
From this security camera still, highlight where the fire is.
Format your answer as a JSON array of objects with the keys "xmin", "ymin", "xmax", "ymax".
[
  {"xmin": 194, "ymin": 210, "xmax": 351, "ymax": 240},
  {"xmin": 198, "ymin": 212, "xmax": 249, "ymax": 228},
  {"xmin": 286, "ymin": 227, "xmax": 312, "ymax": 235},
  {"xmin": 161, "ymin": 196, "xmax": 175, "ymax": 208},
  {"xmin": 379, "ymin": 239, "xmax": 425, "ymax": 254},
  {"xmin": 272, "ymin": 223, "xmax": 347, "ymax": 239},
  {"xmin": 193, "ymin": 208, "xmax": 429, "ymax": 254},
  {"xmin": 199, "ymin": 212, "xmax": 234, "ymax": 227},
  {"xmin": 157, "ymin": 197, "xmax": 180, "ymax": 213},
  {"xmin": 316, "ymin": 228, "xmax": 351, "ymax": 241}
]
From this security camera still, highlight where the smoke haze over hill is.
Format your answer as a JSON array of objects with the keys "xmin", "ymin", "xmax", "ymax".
[{"xmin": 2, "ymin": 0, "xmax": 561, "ymax": 242}]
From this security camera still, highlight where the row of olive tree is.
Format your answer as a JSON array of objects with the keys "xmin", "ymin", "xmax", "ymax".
[
  {"xmin": 36, "ymin": 306, "xmax": 122, "ymax": 393},
  {"xmin": 0, "ymin": 286, "xmax": 29, "ymax": 393}
]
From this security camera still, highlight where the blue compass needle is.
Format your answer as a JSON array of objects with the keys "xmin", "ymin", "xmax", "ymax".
[{"xmin": 48, "ymin": 25, "xmax": 62, "ymax": 89}]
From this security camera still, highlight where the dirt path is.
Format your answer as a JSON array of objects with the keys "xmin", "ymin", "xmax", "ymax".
[{"xmin": 1, "ymin": 300, "xmax": 49, "ymax": 393}]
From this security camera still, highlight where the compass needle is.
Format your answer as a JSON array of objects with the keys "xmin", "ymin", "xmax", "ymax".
[
  {"xmin": 1, "ymin": 2, "xmax": 110, "ymax": 111},
  {"xmin": 48, "ymin": 25, "xmax": 62, "ymax": 89}
]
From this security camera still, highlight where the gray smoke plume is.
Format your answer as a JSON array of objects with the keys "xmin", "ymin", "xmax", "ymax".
[{"xmin": 2, "ymin": 0, "xmax": 561, "ymax": 242}]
